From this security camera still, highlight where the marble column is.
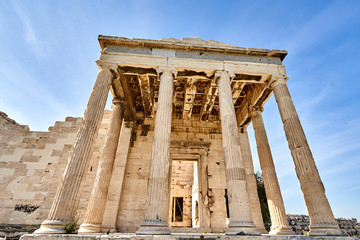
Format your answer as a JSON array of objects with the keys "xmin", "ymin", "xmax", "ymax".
[
  {"xmin": 102, "ymin": 121, "xmax": 133, "ymax": 232},
  {"xmin": 136, "ymin": 67, "xmax": 176, "ymax": 235},
  {"xmin": 251, "ymin": 107, "xmax": 294, "ymax": 235},
  {"xmin": 272, "ymin": 77, "xmax": 344, "ymax": 236},
  {"xmin": 216, "ymin": 70, "xmax": 260, "ymax": 235},
  {"xmin": 238, "ymin": 127, "xmax": 268, "ymax": 234},
  {"xmin": 35, "ymin": 65, "xmax": 116, "ymax": 234},
  {"xmin": 78, "ymin": 97, "xmax": 124, "ymax": 233}
]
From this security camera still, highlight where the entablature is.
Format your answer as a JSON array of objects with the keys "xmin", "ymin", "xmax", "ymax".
[{"xmin": 98, "ymin": 36, "xmax": 287, "ymax": 127}]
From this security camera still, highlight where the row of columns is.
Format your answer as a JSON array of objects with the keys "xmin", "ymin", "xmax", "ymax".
[{"xmin": 35, "ymin": 66, "xmax": 343, "ymax": 236}]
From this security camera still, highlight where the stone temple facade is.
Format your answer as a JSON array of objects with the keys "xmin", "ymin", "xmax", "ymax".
[{"xmin": 0, "ymin": 36, "xmax": 345, "ymax": 237}]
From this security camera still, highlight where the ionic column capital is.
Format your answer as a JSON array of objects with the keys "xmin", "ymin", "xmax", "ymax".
[
  {"xmin": 271, "ymin": 75, "xmax": 289, "ymax": 89},
  {"xmin": 215, "ymin": 70, "xmax": 235, "ymax": 83},
  {"xmin": 250, "ymin": 106, "xmax": 264, "ymax": 117},
  {"xmin": 96, "ymin": 61, "xmax": 118, "ymax": 71},
  {"xmin": 156, "ymin": 66, "xmax": 177, "ymax": 77}
]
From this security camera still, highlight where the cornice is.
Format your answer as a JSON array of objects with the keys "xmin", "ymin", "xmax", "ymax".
[{"xmin": 98, "ymin": 35, "xmax": 288, "ymax": 62}]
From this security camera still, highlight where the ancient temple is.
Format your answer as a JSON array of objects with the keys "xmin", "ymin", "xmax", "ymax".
[{"xmin": 0, "ymin": 36, "xmax": 344, "ymax": 237}]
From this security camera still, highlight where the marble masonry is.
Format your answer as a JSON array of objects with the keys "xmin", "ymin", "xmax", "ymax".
[{"xmin": 0, "ymin": 36, "xmax": 346, "ymax": 237}]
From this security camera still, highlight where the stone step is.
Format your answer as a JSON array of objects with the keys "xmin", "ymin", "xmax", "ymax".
[{"xmin": 20, "ymin": 234, "xmax": 358, "ymax": 240}]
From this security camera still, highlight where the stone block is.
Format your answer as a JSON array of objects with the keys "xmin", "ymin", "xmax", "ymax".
[
  {"xmin": 20, "ymin": 156, "xmax": 40, "ymax": 162},
  {"xmin": 0, "ymin": 154, "xmax": 21, "ymax": 162},
  {"xmin": 0, "ymin": 168, "xmax": 15, "ymax": 176},
  {"xmin": 7, "ymin": 161, "xmax": 26, "ymax": 169},
  {"xmin": 6, "ymin": 182, "xmax": 29, "ymax": 192}
]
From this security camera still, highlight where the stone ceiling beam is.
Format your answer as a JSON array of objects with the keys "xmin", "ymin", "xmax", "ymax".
[
  {"xmin": 119, "ymin": 75, "xmax": 137, "ymax": 121},
  {"xmin": 200, "ymin": 76, "xmax": 218, "ymax": 121},
  {"xmin": 137, "ymin": 75, "xmax": 153, "ymax": 117},
  {"xmin": 183, "ymin": 78, "xmax": 197, "ymax": 120},
  {"xmin": 236, "ymin": 83, "xmax": 272, "ymax": 127},
  {"xmin": 232, "ymin": 82, "xmax": 246, "ymax": 104}
]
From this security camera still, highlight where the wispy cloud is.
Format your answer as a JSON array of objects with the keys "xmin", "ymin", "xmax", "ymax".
[
  {"xmin": 283, "ymin": 1, "xmax": 360, "ymax": 54},
  {"xmin": 10, "ymin": 1, "xmax": 46, "ymax": 57}
]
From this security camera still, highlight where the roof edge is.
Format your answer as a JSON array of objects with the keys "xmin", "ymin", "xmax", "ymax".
[{"xmin": 98, "ymin": 35, "xmax": 288, "ymax": 61}]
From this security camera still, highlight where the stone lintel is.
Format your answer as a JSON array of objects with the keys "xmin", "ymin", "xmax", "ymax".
[{"xmin": 99, "ymin": 52, "xmax": 286, "ymax": 76}]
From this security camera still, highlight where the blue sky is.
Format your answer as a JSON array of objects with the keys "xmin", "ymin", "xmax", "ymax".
[{"xmin": 1, "ymin": 0, "xmax": 360, "ymax": 220}]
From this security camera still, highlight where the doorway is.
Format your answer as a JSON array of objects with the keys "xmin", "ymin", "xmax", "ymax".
[{"xmin": 169, "ymin": 160, "xmax": 200, "ymax": 228}]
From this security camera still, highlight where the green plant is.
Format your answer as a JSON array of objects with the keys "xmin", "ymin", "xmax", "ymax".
[
  {"xmin": 64, "ymin": 220, "xmax": 77, "ymax": 234},
  {"xmin": 255, "ymin": 171, "xmax": 271, "ymax": 229},
  {"xmin": 303, "ymin": 231, "xmax": 309, "ymax": 236}
]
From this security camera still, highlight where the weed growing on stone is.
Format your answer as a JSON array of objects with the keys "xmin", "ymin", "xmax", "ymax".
[{"xmin": 64, "ymin": 220, "xmax": 77, "ymax": 234}]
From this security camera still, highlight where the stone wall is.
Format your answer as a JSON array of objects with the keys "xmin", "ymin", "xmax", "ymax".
[
  {"xmin": 116, "ymin": 118, "xmax": 227, "ymax": 233},
  {"xmin": 0, "ymin": 112, "xmax": 82, "ymax": 225},
  {"xmin": 287, "ymin": 214, "xmax": 360, "ymax": 237},
  {"xmin": 0, "ymin": 110, "xmax": 114, "ymax": 226}
]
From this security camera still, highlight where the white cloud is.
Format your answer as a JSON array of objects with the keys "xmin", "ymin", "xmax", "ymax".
[{"xmin": 10, "ymin": 1, "xmax": 46, "ymax": 57}]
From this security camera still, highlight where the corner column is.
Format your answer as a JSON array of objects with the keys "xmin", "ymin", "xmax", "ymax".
[
  {"xmin": 78, "ymin": 97, "xmax": 124, "ymax": 233},
  {"xmin": 250, "ymin": 107, "xmax": 294, "ymax": 235},
  {"xmin": 136, "ymin": 67, "xmax": 177, "ymax": 235},
  {"xmin": 238, "ymin": 127, "xmax": 268, "ymax": 234},
  {"xmin": 216, "ymin": 70, "xmax": 260, "ymax": 235},
  {"xmin": 272, "ymin": 77, "xmax": 344, "ymax": 236},
  {"xmin": 35, "ymin": 64, "xmax": 116, "ymax": 234}
]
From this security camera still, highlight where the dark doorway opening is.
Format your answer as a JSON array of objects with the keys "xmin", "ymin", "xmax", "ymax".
[
  {"xmin": 172, "ymin": 197, "xmax": 184, "ymax": 222},
  {"xmin": 225, "ymin": 189, "xmax": 230, "ymax": 218}
]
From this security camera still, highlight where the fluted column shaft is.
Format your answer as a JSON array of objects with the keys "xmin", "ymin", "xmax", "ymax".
[
  {"xmin": 136, "ymin": 67, "xmax": 176, "ymax": 235},
  {"xmin": 238, "ymin": 128, "xmax": 267, "ymax": 234},
  {"xmin": 78, "ymin": 98, "xmax": 124, "ymax": 233},
  {"xmin": 35, "ymin": 66, "xmax": 114, "ymax": 234},
  {"xmin": 217, "ymin": 70, "xmax": 260, "ymax": 235},
  {"xmin": 251, "ymin": 108, "xmax": 293, "ymax": 235},
  {"xmin": 272, "ymin": 77, "xmax": 343, "ymax": 236}
]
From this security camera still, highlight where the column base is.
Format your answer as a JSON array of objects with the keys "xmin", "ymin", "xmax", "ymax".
[
  {"xmin": 78, "ymin": 223, "xmax": 102, "ymax": 233},
  {"xmin": 226, "ymin": 221, "xmax": 261, "ymax": 235},
  {"xmin": 269, "ymin": 225, "xmax": 294, "ymax": 235},
  {"xmin": 136, "ymin": 221, "xmax": 170, "ymax": 235},
  {"xmin": 34, "ymin": 220, "xmax": 67, "ymax": 234},
  {"xmin": 309, "ymin": 223, "xmax": 346, "ymax": 236}
]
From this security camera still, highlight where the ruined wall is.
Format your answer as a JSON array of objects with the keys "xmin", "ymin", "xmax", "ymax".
[
  {"xmin": 287, "ymin": 214, "xmax": 360, "ymax": 237},
  {"xmin": 0, "ymin": 110, "xmax": 113, "ymax": 226},
  {"xmin": 0, "ymin": 112, "xmax": 81, "ymax": 225}
]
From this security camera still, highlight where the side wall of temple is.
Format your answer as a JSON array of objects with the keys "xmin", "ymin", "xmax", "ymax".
[
  {"xmin": 0, "ymin": 110, "xmax": 229, "ymax": 232},
  {"xmin": 0, "ymin": 111, "xmax": 111, "ymax": 225}
]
